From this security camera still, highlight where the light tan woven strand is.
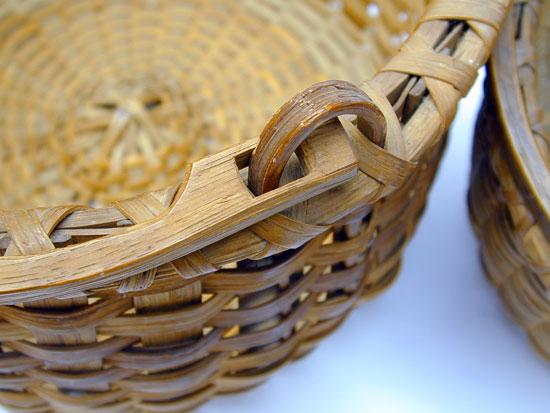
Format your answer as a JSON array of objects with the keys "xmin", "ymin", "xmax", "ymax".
[
  {"xmin": 1, "ymin": 206, "xmax": 100, "ymax": 377},
  {"xmin": 374, "ymin": 0, "xmax": 508, "ymax": 161},
  {"xmin": 422, "ymin": 0, "xmax": 506, "ymax": 28},
  {"xmin": 114, "ymin": 189, "xmax": 209, "ymax": 345}
]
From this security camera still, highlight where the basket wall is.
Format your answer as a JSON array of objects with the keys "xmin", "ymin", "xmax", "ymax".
[{"xmin": 468, "ymin": 0, "xmax": 550, "ymax": 359}]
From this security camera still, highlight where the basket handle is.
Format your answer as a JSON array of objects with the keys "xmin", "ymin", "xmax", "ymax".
[{"xmin": 248, "ymin": 80, "xmax": 387, "ymax": 195}]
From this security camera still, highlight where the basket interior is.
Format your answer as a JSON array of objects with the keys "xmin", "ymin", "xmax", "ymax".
[{"xmin": 0, "ymin": 0, "xmax": 426, "ymax": 210}]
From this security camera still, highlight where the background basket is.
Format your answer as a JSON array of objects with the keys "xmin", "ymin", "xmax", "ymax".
[
  {"xmin": 0, "ymin": 0, "xmax": 509, "ymax": 411},
  {"xmin": 469, "ymin": 0, "xmax": 550, "ymax": 360}
]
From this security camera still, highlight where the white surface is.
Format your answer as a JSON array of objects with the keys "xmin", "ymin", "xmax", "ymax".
[{"xmin": 2, "ymin": 72, "xmax": 548, "ymax": 413}]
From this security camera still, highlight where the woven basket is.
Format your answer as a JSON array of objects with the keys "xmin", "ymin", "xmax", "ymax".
[
  {"xmin": 469, "ymin": 0, "xmax": 550, "ymax": 360},
  {"xmin": 0, "ymin": 0, "xmax": 509, "ymax": 411}
]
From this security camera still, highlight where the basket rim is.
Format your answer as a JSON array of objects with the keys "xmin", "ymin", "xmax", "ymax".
[
  {"xmin": 0, "ymin": 0, "xmax": 512, "ymax": 303},
  {"xmin": 489, "ymin": 2, "xmax": 550, "ymax": 230}
]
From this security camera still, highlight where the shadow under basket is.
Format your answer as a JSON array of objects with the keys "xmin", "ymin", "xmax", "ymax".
[
  {"xmin": 0, "ymin": 0, "xmax": 509, "ymax": 411},
  {"xmin": 469, "ymin": 0, "xmax": 550, "ymax": 360}
]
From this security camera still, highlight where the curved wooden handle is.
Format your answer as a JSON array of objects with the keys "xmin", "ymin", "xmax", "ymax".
[{"xmin": 248, "ymin": 80, "xmax": 386, "ymax": 195}]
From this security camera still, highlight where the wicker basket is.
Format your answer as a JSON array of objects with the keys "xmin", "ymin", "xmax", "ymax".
[
  {"xmin": 469, "ymin": 0, "xmax": 550, "ymax": 360},
  {"xmin": 0, "ymin": 0, "xmax": 509, "ymax": 411}
]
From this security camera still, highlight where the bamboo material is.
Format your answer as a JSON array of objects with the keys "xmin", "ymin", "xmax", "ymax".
[
  {"xmin": 469, "ymin": 0, "xmax": 550, "ymax": 360},
  {"xmin": 0, "ymin": 0, "xmax": 509, "ymax": 411}
]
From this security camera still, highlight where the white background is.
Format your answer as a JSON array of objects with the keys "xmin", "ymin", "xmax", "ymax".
[{"xmin": 2, "ymin": 71, "xmax": 549, "ymax": 413}]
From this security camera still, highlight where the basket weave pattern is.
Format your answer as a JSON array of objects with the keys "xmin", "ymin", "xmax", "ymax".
[
  {"xmin": 0, "ymin": 0, "xmax": 509, "ymax": 411},
  {"xmin": 469, "ymin": 0, "xmax": 550, "ymax": 359}
]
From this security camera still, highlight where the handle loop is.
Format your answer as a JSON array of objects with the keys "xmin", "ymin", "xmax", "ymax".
[{"xmin": 248, "ymin": 80, "xmax": 387, "ymax": 195}]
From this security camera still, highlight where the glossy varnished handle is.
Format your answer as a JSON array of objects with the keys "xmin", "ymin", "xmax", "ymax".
[{"xmin": 248, "ymin": 80, "xmax": 386, "ymax": 195}]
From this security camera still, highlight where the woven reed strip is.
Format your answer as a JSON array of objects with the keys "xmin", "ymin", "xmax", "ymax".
[
  {"xmin": 468, "ymin": 0, "xmax": 550, "ymax": 360},
  {"xmin": 0, "ymin": 0, "xmax": 510, "ymax": 412}
]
